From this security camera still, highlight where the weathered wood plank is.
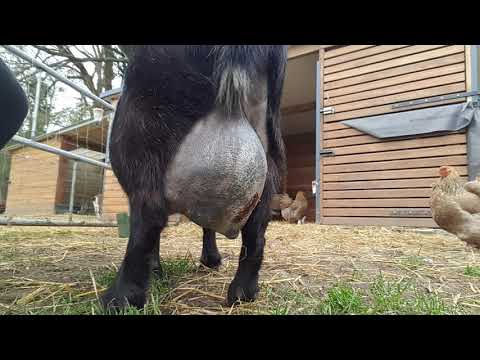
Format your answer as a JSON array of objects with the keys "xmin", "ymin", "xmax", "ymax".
[
  {"xmin": 325, "ymin": 46, "xmax": 464, "ymax": 83},
  {"xmin": 324, "ymin": 45, "xmax": 409, "ymax": 67},
  {"xmin": 325, "ymin": 63, "xmax": 465, "ymax": 99},
  {"xmin": 325, "ymin": 72, "xmax": 465, "ymax": 107},
  {"xmin": 326, "ymin": 83, "xmax": 465, "ymax": 116},
  {"xmin": 325, "ymin": 45, "xmax": 445, "ymax": 75}
]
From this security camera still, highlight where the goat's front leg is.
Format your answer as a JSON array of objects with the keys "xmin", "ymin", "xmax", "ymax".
[{"xmin": 101, "ymin": 196, "xmax": 167, "ymax": 310}]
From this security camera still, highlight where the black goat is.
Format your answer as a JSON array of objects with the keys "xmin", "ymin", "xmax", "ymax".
[
  {"xmin": 0, "ymin": 58, "xmax": 28, "ymax": 150},
  {"xmin": 103, "ymin": 45, "xmax": 288, "ymax": 309}
]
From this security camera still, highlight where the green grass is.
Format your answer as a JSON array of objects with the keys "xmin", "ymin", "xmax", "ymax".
[
  {"xmin": 4, "ymin": 257, "xmax": 198, "ymax": 316},
  {"xmin": 399, "ymin": 255, "xmax": 426, "ymax": 270},
  {"xmin": 317, "ymin": 283, "xmax": 366, "ymax": 315},
  {"xmin": 268, "ymin": 275, "xmax": 461, "ymax": 316},
  {"xmin": 464, "ymin": 266, "xmax": 480, "ymax": 278},
  {"xmin": 2, "ymin": 260, "xmax": 465, "ymax": 315}
]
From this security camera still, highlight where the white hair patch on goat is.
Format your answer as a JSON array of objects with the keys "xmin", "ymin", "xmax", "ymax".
[{"xmin": 217, "ymin": 67, "xmax": 252, "ymax": 116}]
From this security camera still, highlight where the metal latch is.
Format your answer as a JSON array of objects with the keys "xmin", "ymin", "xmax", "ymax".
[
  {"xmin": 319, "ymin": 106, "xmax": 335, "ymax": 115},
  {"xmin": 319, "ymin": 149, "xmax": 335, "ymax": 157}
]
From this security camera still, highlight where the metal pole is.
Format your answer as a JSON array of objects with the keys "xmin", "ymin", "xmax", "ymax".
[
  {"xmin": 315, "ymin": 61, "xmax": 322, "ymax": 224},
  {"xmin": 31, "ymin": 73, "xmax": 42, "ymax": 138},
  {"xmin": 472, "ymin": 45, "xmax": 479, "ymax": 95},
  {"xmin": 467, "ymin": 45, "xmax": 480, "ymax": 180},
  {"xmin": 105, "ymin": 112, "xmax": 115, "ymax": 164},
  {"xmin": 69, "ymin": 161, "xmax": 78, "ymax": 214},
  {"xmin": 2, "ymin": 45, "xmax": 115, "ymax": 111},
  {"xmin": 11, "ymin": 135, "xmax": 111, "ymax": 169},
  {"xmin": 0, "ymin": 218, "xmax": 117, "ymax": 227}
]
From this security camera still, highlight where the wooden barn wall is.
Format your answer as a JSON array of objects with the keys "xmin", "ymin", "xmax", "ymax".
[
  {"xmin": 102, "ymin": 169, "xmax": 129, "ymax": 221},
  {"xmin": 284, "ymin": 133, "xmax": 316, "ymax": 221},
  {"xmin": 6, "ymin": 138, "xmax": 62, "ymax": 215},
  {"xmin": 321, "ymin": 45, "xmax": 468, "ymax": 227}
]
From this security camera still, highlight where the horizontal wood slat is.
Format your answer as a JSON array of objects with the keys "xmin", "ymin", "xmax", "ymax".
[
  {"xmin": 322, "ymin": 177, "xmax": 467, "ymax": 191},
  {"xmin": 328, "ymin": 134, "xmax": 466, "ymax": 156},
  {"xmin": 322, "ymin": 217, "xmax": 438, "ymax": 228},
  {"xmin": 323, "ymin": 155, "xmax": 467, "ymax": 174},
  {"xmin": 325, "ymin": 83, "xmax": 465, "ymax": 118},
  {"xmin": 323, "ymin": 144, "xmax": 467, "ymax": 165},
  {"xmin": 323, "ymin": 198, "xmax": 430, "ymax": 208},
  {"xmin": 324, "ymin": 45, "xmax": 376, "ymax": 59},
  {"xmin": 323, "ymin": 188, "xmax": 432, "ymax": 199},
  {"xmin": 323, "ymin": 166, "xmax": 467, "ymax": 182},
  {"xmin": 324, "ymin": 207, "xmax": 432, "ymax": 217}
]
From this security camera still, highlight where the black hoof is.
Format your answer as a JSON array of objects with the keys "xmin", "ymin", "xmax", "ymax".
[
  {"xmin": 151, "ymin": 264, "xmax": 164, "ymax": 279},
  {"xmin": 226, "ymin": 277, "xmax": 259, "ymax": 306},
  {"xmin": 200, "ymin": 253, "xmax": 222, "ymax": 270},
  {"xmin": 100, "ymin": 284, "xmax": 146, "ymax": 311}
]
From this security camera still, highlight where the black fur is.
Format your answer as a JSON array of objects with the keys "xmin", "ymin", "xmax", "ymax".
[
  {"xmin": 102, "ymin": 45, "xmax": 287, "ymax": 310},
  {"xmin": 0, "ymin": 58, "xmax": 28, "ymax": 150}
]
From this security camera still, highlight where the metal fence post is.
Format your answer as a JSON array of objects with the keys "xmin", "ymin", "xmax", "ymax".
[
  {"xmin": 468, "ymin": 45, "xmax": 480, "ymax": 180},
  {"xmin": 68, "ymin": 161, "xmax": 78, "ymax": 219},
  {"xmin": 315, "ymin": 60, "xmax": 322, "ymax": 224},
  {"xmin": 31, "ymin": 73, "xmax": 42, "ymax": 138}
]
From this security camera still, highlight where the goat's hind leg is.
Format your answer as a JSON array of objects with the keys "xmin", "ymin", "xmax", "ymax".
[
  {"xmin": 226, "ymin": 172, "xmax": 274, "ymax": 306},
  {"xmin": 200, "ymin": 228, "xmax": 222, "ymax": 270},
  {"xmin": 150, "ymin": 235, "xmax": 163, "ymax": 278}
]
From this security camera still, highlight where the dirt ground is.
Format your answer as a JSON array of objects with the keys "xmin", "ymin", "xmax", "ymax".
[{"xmin": 0, "ymin": 222, "xmax": 479, "ymax": 315}]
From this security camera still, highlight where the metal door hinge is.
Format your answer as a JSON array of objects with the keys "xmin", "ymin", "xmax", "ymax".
[{"xmin": 319, "ymin": 106, "xmax": 335, "ymax": 115}]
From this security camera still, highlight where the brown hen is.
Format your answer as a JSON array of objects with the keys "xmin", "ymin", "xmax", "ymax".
[
  {"xmin": 281, "ymin": 191, "xmax": 308, "ymax": 224},
  {"xmin": 430, "ymin": 166, "xmax": 480, "ymax": 248}
]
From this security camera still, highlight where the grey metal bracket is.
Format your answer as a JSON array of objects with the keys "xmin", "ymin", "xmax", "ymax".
[
  {"xmin": 392, "ymin": 91, "xmax": 480, "ymax": 109},
  {"xmin": 319, "ymin": 149, "xmax": 335, "ymax": 157}
]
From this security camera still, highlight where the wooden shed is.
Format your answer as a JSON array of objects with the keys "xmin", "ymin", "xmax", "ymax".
[
  {"xmin": 98, "ymin": 45, "xmax": 480, "ymax": 228},
  {"xmin": 285, "ymin": 45, "xmax": 479, "ymax": 227},
  {"xmin": 5, "ymin": 119, "xmax": 109, "ymax": 216}
]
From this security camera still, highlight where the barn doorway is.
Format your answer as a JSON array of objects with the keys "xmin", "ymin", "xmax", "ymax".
[{"xmin": 280, "ymin": 51, "xmax": 319, "ymax": 222}]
